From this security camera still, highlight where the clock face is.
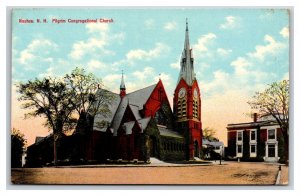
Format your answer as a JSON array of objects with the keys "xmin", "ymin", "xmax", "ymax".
[
  {"xmin": 178, "ymin": 88, "xmax": 186, "ymax": 98},
  {"xmin": 193, "ymin": 89, "xmax": 198, "ymax": 97}
]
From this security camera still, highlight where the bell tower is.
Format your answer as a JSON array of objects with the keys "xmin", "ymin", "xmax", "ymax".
[{"xmin": 173, "ymin": 19, "xmax": 202, "ymax": 160}]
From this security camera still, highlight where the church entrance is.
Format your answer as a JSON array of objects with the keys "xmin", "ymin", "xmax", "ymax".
[{"xmin": 194, "ymin": 140, "xmax": 199, "ymax": 158}]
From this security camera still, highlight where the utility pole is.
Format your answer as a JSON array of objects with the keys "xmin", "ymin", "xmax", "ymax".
[{"xmin": 219, "ymin": 146, "xmax": 222, "ymax": 165}]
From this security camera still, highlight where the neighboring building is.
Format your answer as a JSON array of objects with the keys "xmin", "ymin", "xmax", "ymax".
[
  {"xmin": 202, "ymin": 139, "xmax": 224, "ymax": 159},
  {"xmin": 26, "ymin": 20, "xmax": 203, "ymax": 166},
  {"xmin": 226, "ymin": 113, "xmax": 287, "ymax": 163}
]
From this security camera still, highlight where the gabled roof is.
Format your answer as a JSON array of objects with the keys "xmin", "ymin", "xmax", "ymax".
[
  {"xmin": 126, "ymin": 84, "xmax": 156, "ymax": 109},
  {"xmin": 111, "ymin": 97, "xmax": 129, "ymax": 136},
  {"xmin": 137, "ymin": 117, "xmax": 151, "ymax": 132},
  {"xmin": 92, "ymin": 82, "xmax": 158, "ymax": 136},
  {"xmin": 123, "ymin": 121, "xmax": 135, "ymax": 135}
]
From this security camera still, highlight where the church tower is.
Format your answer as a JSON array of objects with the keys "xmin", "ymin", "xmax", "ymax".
[{"xmin": 173, "ymin": 19, "xmax": 202, "ymax": 160}]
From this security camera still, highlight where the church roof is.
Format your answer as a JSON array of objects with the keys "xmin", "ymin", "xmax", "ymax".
[
  {"xmin": 123, "ymin": 121, "xmax": 135, "ymax": 135},
  {"xmin": 158, "ymin": 126, "xmax": 183, "ymax": 139},
  {"xmin": 126, "ymin": 84, "xmax": 156, "ymax": 109},
  {"xmin": 93, "ymin": 82, "xmax": 158, "ymax": 136},
  {"xmin": 137, "ymin": 117, "xmax": 151, "ymax": 132},
  {"xmin": 111, "ymin": 97, "xmax": 129, "ymax": 136}
]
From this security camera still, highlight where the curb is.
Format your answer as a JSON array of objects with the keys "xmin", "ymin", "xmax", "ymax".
[{"xmin": 275, "ymin": 170, "xmax": 281, "ymax": 185}]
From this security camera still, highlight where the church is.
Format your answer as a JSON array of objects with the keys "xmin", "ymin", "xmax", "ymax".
[{"xmin": 26, "ymin": 20, "xmax": 203, "ymax": 166}]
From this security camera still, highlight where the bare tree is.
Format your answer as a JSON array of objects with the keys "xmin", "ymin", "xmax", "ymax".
[{"xmin": 203, "ymin": 127, "xmax": 218, "ymax": 141}]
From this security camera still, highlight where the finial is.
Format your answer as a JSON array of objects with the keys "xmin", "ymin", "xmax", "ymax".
[{"xmin": 159, "ymin": 73, "xmax": 161, "ymax": 80}]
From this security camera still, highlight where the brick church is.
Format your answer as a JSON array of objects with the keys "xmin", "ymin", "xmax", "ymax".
[{"xmin": 26, "ymin": 20, "xmax": 203, "ymax": 166}]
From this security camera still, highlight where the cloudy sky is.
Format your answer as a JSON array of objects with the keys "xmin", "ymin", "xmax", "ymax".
[{"xmin": 11, "ymin": 8, "xmax": 289, "ymax": 146}]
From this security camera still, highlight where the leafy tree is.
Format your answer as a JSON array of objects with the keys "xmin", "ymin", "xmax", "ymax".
[
  {"xmin": 202, "ymin": 127, "xmax": 218, "ymax": 141},
  {"xmin": 17, "ymin": 67, "xmax": 115, "ymax": 165},
  {"xmin": 64, "ymin": 67, "xmax": 115, "ymax": 118},
  {"xmin": 17, "ymin": 77, "xmax": 77, "ymax": 165},
  {"xmin": 11, "ymin": 128, "xmax": 26, "ymax": 168},
  {"xmin": 248, "ymin": 80, "xmax": 289, "ymax": 162}
]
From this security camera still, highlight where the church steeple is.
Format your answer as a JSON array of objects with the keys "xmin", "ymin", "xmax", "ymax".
[
  {"xmin": 178, "ymin": 18, "xmax": 195, "ymax": 86},
  {"xmin": 120, "ymin": 70, "xmax": 126, "ymax": 98}
]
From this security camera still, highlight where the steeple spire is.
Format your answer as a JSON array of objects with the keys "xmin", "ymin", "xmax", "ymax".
[
  {"xmin": 178, "ymin": 18, "xmax": 195, "ymax": 86},
  {"xmin": 120, "ymin": 70, "xmax": 126, "ymax": 90},
  {"xmin": 120, "ymin": 70, "xmax": 126, "ymax": 98}
]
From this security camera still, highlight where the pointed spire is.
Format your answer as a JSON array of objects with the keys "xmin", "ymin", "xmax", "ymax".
[
  {"xmin": 177, "ymin": 18, "xmax": 195, "ymax": 86},
  {"xmin": 184, "ymin": 18, "xmax": 190, "ymax": 53},
  {"xmin": 120, "ymin": 70, "xmax": 126, "ymax": 90},
  {"xmin": 120, "ymin": 70, "xmax": 126, "ymax": 98}
]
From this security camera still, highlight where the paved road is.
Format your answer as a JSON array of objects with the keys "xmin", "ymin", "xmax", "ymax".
[{"xmin": 11, "ymin": 161, "xmax": 287, "ymax": 185}]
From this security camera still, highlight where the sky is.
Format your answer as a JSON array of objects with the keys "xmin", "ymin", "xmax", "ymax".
[{"xmin": 11, "ymin": 8, "xmax": 289, "ymax": 146}]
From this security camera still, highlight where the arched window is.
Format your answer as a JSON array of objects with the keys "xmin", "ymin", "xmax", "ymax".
[{"xmin": 177, "ymin": 97, "xmax": 187, "ymax": 118}]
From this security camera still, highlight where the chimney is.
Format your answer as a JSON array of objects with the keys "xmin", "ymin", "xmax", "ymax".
[{"xmin": 253, "ymin": 113, "xmax": 257, "ymax": 122}]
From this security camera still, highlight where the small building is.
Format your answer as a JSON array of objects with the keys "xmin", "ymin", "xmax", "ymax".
[
  {"xmin": 202, "ymin": 138, "xmax": 224, "ymax": 159},
  {"xmin": 226, "ymin": 113, "xmax": 287, "ymax": 163}
]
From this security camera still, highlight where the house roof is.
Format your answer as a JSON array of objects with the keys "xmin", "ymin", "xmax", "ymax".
[
  {"xmin": 227, "ymin": 120, "xmax": 279, "ymax": 130},
  {"xmin": 202, "ymin": 139, "xmax": 224, "ymax": 147}
]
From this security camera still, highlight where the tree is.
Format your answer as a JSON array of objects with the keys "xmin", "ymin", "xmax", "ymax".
[
  {"xmin": 202, "ymin": 127, "xmax": 218, "ymax": 141},
  {"xmin": 17, "ymin": 77, "xmax": 77, "ymax": 165},
  {"xmin": 64, "ymin": 67, "xmax": 115, "ymax": 119},
  {"xmin": 248, "ymin": 79, "xmax": 289, "ymax": 162},
  {"xmin": 11, "ymin": 128, "xmax": 26, "ymax": 168},
  {"xmin": 17, "ymin": 67, "xmax": 115, "ymax": 165}
]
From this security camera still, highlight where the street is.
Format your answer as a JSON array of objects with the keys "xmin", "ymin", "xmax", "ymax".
[{"xmin": 11, "ymin": 161, "xmax": 288, "ymax": 185}]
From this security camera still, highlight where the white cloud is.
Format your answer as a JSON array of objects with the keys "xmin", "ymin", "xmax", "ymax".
[
  {"xmin": 247, "ymin": 34, "xmax": 286, "ymax": 61},
  {"xmin": 220, "ymin": 16, "xmax": 240, "ymax": 30},
  {"xmin": 126, "ymin": 43, "xmax": 170, "ymax": 61},
  {"xmin": 69, "ymin": 23, "xmax": 123, "ymax": 60},
  {"xmin": 230, "ymin": 57, "xmax": 252, "ymax": 76},
  {"xmin": 69, "ymin": 38, "xmax": 106, "ymax": 60},
  {"xmin": 18, "ymin": 39, "xmax": 58, "ymax": 65},
  {"xmin": 169, "ymin": 56, "xmax": 181, "ymax": 70},
  {"xmin": 86, "ymin": 23, "xmax": 109, "ymax": 33},
  {"xmin": 87, "ymin": 59, "xmax": 107, "ymax": 71},
  {"xmin": 217, "ymin": 48, "xmax": 232, "ymax": 57},
  {"xmin": 194, "ymin": 33, "xmax": 216, "ymax": 52},
  {"xmin": 280, "ymin": 26, "xmax": 289, "ymax": 38},
  {"xmin": 38, "ymin": 67, "xmax": 55, "ymax": 78},
  {"xmin": 154, "ymin": 72, "xmax": 172, "ymax": 87},
  {"xmin": 202, "ymin": 70, "xmax": 230, "ymax": 94},
  {"xmin": 132, "ymin": 67, "xmax": 154, "ymax": 80},
  {"xmin": 170, "ymin": 62, "xmax": 180, "ymax": 69},
  {"xmin": 164, "ymin": 22, "xmax": 177, "ymax": 31}
]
